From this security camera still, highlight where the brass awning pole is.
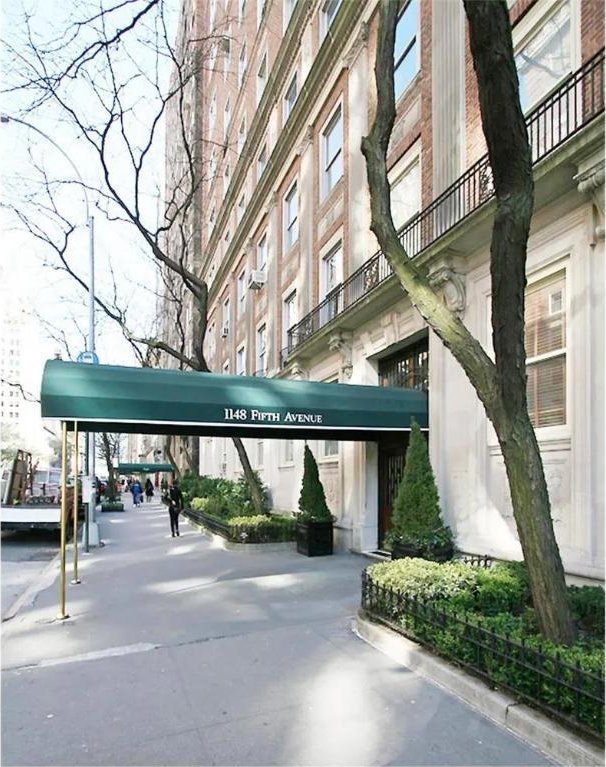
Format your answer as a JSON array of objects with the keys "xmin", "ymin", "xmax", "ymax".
[
  {"xmin": 58, "ymin": 422, "xmax": 69, "ymax": 620},
  {"xmin": 71, "ymin": 421, "xmax": 81, "ymax": 585}
]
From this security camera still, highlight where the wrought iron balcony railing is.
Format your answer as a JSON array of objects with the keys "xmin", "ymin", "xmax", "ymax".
[{"xmin": 285, "ymin": 49, "xmax": 604, "ymax": 360}]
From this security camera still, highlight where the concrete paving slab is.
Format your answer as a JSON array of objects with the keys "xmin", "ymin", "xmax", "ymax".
[{"xmin": 1, "ymin": 501, "xmax": 556, "ymax": 766}]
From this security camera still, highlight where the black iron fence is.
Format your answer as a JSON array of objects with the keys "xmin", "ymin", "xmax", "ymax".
[
  {"xmin": 286, "ymin": 50, "xmax": 605, "ymax": 358},
  {"xmin": 361, "ymin": 571, "xmax": 604, "ymax": 738}
]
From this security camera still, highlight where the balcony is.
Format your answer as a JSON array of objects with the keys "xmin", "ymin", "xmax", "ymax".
[{"xmin": 285, "ymin": 50, "xmax": 604, "ymax": 362}]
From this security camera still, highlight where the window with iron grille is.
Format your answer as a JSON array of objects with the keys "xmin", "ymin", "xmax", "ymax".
[{"xmin": 379, "ymin": 341, "xmax": 429, "ymax": 391}]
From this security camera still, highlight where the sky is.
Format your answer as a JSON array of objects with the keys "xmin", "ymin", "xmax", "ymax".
[{"xmin": 0, "ymin": 0, "xmax": 179, "ymax": 462}]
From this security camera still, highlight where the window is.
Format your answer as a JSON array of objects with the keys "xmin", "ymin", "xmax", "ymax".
[
  {"xmin": 257, "ymin": 144, "xmax": 267, "ymax": 179},
  {"xmin": 525, "ymin": 273, "xmax": 566, "ymax": 428},
  {"xmin": 394, "ymin": 0, "xmax": 419, "ymax": 99},
  {"xmin": 207, "ymin": 324, "xmax": 216, "ymax": 360},
  {"xmin": 238, "ymin": 118, "xmax": 246, "ymax": 154},
  {"xmin": 515, "ymin": 1, "xmax": 571, "ymax": 112},
  {"xmin": 224, "ymin": 164, "xmax": 230, "ymax": 195},
  {"xmin": 222, "ymin": 298, "xmax": 230, "ymax": 333},
  {"xmin": 208, "ymin": 206, "xmax": 216, "ymax": 240},
  {"xmin": 237, "ymin": 194, "xmax": 246, "ymax": 222},
  {"xmin": 222, "ymin": 27, "xmax": 231, "ymax": 77},
  {"xmin": 238, "ymin": 44, "xmax": 247, "ymax": 87},
  {"xmin": 390, "ymin": 158, "xmax": 421, "ymax": 231},
  {"xmin": 224, "ymin": 98, "xmax": 231, "ymax": 143},
  {"xmin": 284, "ymin": 182, "xmax": 298, "ymax": 250},
  {"xmin": 322, "ymin": 106, "xmax": 342, "ymax": 197},
  {"xmin": 236, "ymin": 346, "xmax": 246, "ymax": 375},
  {"xmin": 284, "ymin": 0, "xmax": 296, "ymax": 28},
  {"xmin": 283, "ymin": 290, "xmax": 297, "ymax": 347},
  {"xmin": 283, "ymin": 439, "xmax": 294, "ymax": 463},
  {"xmin": 257, "ymin": 440, "xmax": 264, "ymax": 467},
  {"xmin": 209, "ymin": 93, "xmax": 217, "ymax": 136},
  {"xmin": 209, "ymin": 150, "xmax": 217, "ymax": 186},
  {"xmin": 283, "ymin": 74, "xmax": 297, "ymax": 121},
  {"xmin": 320, "ymin": 242, "xmax": 341, "ymax": 324},
  {"xmin": 257, "ymin": 233, "xmax": 267, "ymax": 270},
  {"xmin": 237, "ymin": 269, "xmax": 246, "ymax": 316},
  {"xmin": 257, "ymin": 0, "xmax": 265, "ymax": 27},
  {"xmin": 257, "ymin": 54, "xmax": 267, "ymax": 105},
  {"xmin": 320, "ymin": 0, "xmax": 341, "ymax": 39},
  {"xmin": 239, "ymin": 0, "xmax": 246, "ymax": 24},
  {"xmin": 321, "ymin": 242, "xmax": 340, "ymax": 299},
  {"xmin": 256, "ymin": 324, "xmax": 267, "ymax": 375}
]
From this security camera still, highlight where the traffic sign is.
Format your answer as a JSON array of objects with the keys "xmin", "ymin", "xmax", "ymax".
[{"xmin": 76, "ymin": 351, "xmax": 99, "ymax": 364}]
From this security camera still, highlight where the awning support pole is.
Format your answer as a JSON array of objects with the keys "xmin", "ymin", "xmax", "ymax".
[
  {"xmin": 58, "ymin": 422, "xmax": 69, "ymax": 620},
  {"xmin": 71, "ymin": 421, "xmax": 81, "ymax": 585}
]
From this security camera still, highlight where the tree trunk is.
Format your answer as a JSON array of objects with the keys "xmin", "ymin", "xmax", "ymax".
[
  {"xmin": 232, "ymin": 436, "xmax": 266, "ymax": 515},
  {"xmin": 164, "ymin": 436, "xmax": 181, "ymax": 480},
  {"xmin": 362, "ymin": 0, "xmax": 575, "ymax": 644}
]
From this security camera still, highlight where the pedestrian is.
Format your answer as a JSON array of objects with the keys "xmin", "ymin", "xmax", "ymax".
[
  {"xmin": 130, "ymin": 478, "xmax": 143, "ymax": 507},
  {"xmin": 166, "ymin": 479, "xmax": 183, "ymax": 537},
  {"xmin": 144, "ymin": 478, "xmax": 154, "ymax": 503}
]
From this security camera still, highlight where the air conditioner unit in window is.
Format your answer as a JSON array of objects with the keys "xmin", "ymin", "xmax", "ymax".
[
  {"xmin": 221, "ymin": 325, "xmax": 229, "ymax": 338},
  {"xmin": 247, "ymin": 269, "xmax": 266, "ymax": 290}
]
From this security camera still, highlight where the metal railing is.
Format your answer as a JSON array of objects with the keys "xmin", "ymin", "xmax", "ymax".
[
  {"xmin": 361, "ymin": 571, "xmax": 605, "ymax": 738},
  {"xmin": 286, "ymin": 50, "xmax": 604, "ymax": 358}
]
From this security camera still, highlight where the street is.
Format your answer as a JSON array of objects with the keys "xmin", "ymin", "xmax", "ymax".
[{"xmin": 1, "ymin": 529, "xmax": 59, "ymax": 621}]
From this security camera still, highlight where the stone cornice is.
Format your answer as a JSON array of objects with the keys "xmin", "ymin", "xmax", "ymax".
[{"xmin": 205, "ymin": 0, "xmax": 366, "ymax": 303}]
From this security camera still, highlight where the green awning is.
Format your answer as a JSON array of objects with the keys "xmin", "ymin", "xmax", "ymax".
[
  {"xmin": 117, "ymin": 463, "xmax": 174, "ymax": 474},
  {"xmin": 40, "ymin": 360, "xmax": 427, "ymax": 441}
]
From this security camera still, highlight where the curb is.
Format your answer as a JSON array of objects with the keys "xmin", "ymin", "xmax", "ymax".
[
  {"xmin": 2, "ymin": 555, "xmax": 61, "ymax": 623},
  {"xmin": 354, "ymin": 610, "xmax": 604, "ymax": 767}
]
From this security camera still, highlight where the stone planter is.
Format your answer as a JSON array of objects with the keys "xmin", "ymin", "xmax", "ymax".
[
  {"xmin": 101, "ymin": 502, "xmax": 125, "ymax": 512},
  {"xmin": 296, "ymin": 521, "xmax": 333, "ymax": 557}
]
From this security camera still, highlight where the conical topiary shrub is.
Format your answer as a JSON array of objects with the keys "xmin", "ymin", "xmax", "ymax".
[
  {"xmin": 298, "ymin": 444, "xmax": 333, "ymax": 522},
  {"xmin": 386, "ymin": 420, "xmax": 453, "ymax": 559}
]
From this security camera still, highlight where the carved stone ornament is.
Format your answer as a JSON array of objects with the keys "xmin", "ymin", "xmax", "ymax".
[
  {"xmin": 297, "ymin": 124, "xmax": 315, "ymax": 156},
  {"xmin": 342, "ymin": 22, "xmax": 369, "ymax": 69},
  {"xmin": 428, "ymin": 259, "xmax": 466, "ymax": 317},
  {"xmin": 328, "ymin": 331, "xmax": 353, "ymax": 380},
  {"xmin": 575, "ymin": 160, "xmax": 605, "ymax": 241},
  {"xmin": 289, "ymin": 362, "xmax": 308, "ymax": 380}
]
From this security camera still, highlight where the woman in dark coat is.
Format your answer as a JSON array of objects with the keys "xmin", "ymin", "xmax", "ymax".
[{"xmin": 144, "ymin": 478, "xmax": 154, "ymax": 503}]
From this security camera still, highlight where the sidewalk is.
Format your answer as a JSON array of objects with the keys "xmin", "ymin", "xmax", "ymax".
[{"xmin": 2, "ymin": 494, "xmax": 553, "ymax": 766}]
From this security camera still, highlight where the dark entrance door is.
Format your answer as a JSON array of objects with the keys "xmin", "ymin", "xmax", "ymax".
[
  {"xmin": 378, "ymin": 435, "xmax": 408, "ymax": 548},
  {"xmin": 377, "ymin": 339, "xmax": 429, "ymax": 549}
]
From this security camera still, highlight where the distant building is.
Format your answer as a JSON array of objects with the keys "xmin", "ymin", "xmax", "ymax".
[{"xmin": 164, "ymin": 0, "xmax": 605, "ymax": 580}]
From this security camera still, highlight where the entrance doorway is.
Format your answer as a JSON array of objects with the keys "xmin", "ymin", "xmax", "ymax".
[{"xmin": 377, "ymin": 339, "xmax": 429, "ymax": 548}]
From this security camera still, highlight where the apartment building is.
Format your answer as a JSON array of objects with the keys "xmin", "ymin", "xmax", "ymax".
[{"xmin": 166, "ymin": 0, "xmax": 604, "ymax": 580}]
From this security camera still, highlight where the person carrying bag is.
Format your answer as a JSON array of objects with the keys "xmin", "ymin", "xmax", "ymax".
[{"xmin": 166, "ymin": 479, "xmax": 184, "ymax": 537}]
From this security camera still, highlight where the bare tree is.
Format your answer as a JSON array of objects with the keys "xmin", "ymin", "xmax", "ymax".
[
  {"xmin": 96, "ymin": 432, "xmax": 122, "ymax": 501},
  {"xmin": 2, "ymin": 0, "xmax": 266, "ymax": 513},
  {"xmin": 361, "ymin": 0, "xmax": 574, "ymax": 643}
]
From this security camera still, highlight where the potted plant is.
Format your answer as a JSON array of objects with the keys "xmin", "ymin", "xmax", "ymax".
[
  {"xmin": 385, "ymin": 420, "xmax": 454, "ymax": 562},
  {"xmin": 296, "ymin": 445, "xmax": 334, "ymax": 556}
]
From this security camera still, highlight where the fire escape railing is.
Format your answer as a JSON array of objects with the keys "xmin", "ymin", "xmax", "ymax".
[{"xmin": 285, "ymin": 50, "xmax": 604, "ymax": 359}]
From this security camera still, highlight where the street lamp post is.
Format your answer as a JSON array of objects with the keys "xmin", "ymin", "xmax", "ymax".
[{"xmin": 1, "ymin": 113, "xmax": 99, "ymax": 549}]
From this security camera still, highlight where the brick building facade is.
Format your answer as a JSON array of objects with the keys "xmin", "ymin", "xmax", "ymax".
[{"xmin": 164, "ymin": 0, "xmax": 605, "ymax": 580}]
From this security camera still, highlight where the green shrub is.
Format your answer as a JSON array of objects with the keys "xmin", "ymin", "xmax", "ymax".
[
  {"xmin": 568, "ymin": 586, "xmax": 605, "ymax": 638},
  {"xmin": 298, "ymin": 445, "xmax": 332, "ymax": 523},
  {"xmin": 385, "ymin": 420, "xmax": 452, "ymax": 552},
  {"xmin": 368, "ymin": 558, "xmax": 478, "ymax": 601},
  {"xmin": 182, "ymin": 471, "xmax": 270, "ymax": 515},
  {"xmin": 228, "ymin": 514, "xmax": 297, "ymax": 543},
  {"xmin": 364, "ymin": 559, "xmax": 605, "ymax": 735}
]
